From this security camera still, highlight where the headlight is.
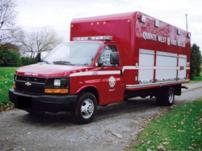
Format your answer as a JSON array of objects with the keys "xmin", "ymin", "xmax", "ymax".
[
  {"xmin": 46, "ymin": 77, "xmax": 69, "ymax": 88},
  {"xmin": 54, "ymin": 79, "xmax": 61, "ymax": 87},
  {"xmin": 45, "ymin": 77, "xmax": 69, "ymax": 94}
]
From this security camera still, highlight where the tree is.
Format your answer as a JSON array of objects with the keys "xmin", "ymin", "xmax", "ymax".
[
  {"xmin": 0, "ymin": 0, "xmax": 16, "ymax": 43},
  {"xmin": 190, "ymin": 44, "xmax": 201, "ymax": 79},
  {"xmin": 15, "ymin": 28, "xmax": 62, "ymax": 58}
]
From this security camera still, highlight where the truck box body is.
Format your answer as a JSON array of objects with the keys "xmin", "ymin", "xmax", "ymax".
[
  {"xmin": 9, "ymin": 11, "xmax": 191, "ymax": 124},
  {"xmin": 71, "ymin": 12, "xmax": 190, "ymax": 88}
]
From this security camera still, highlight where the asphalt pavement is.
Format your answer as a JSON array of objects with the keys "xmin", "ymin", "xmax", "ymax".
[{"xmin": 1, "ymin": 82, "xmax": 202, "ymax": 151}]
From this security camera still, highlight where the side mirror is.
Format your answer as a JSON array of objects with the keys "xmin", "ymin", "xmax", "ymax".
[
  {"xmin": 110, "ymin": 52, "xmax": 119, "ymax": 65},
  {"xmin": 97, "ymin": 60, "xmax": 103, "ymax": 67}
]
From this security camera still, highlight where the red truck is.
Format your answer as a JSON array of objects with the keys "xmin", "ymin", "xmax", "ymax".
[{"xmin": 9, "ymin": 12, "xmax": 191, "ymax": 124}]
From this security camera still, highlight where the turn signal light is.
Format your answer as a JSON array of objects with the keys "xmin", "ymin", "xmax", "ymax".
[{"xmin": 44, "ymin": 88, "xmax": 68, "ymax": 94}]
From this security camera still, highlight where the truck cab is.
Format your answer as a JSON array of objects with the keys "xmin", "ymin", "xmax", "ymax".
[{"xmin": 9, "ymin": 38, "xmax": 124, "ymax": 124}]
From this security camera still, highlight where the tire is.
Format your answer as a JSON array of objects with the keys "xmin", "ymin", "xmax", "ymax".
[
  {"xmin": 156, "ymin": 87, "xmax": 175, "ymax": 106},
  {"xmin": 74, "ymin": 92, "xmax": 97, "ymax": 124}
]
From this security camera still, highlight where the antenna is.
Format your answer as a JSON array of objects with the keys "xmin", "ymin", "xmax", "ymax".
[{"xmin": 185, "ymin": 13, "xmax": 188, "ymax": 31}]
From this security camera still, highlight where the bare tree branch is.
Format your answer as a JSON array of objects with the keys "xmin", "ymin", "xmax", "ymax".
[
  {"xmin": 13, "ymin": 28, "xmax": 63, "ymax": 58},
  {"xmin": 0, "ymin": 0, "xmax": 16, "ymax": 43}
]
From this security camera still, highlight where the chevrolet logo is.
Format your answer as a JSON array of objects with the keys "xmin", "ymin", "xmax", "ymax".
[{"xmin": 25, "ymin": 82, "xmax": 32, "ymax": 86}]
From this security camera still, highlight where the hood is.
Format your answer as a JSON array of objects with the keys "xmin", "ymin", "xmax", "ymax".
[{"xmin": 16, "ymin": 63, "xmax": 92, "ymax": 78}]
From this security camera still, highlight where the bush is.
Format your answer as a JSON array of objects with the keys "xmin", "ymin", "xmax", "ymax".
[
  {"xmin": 0, "ymin": 42, "xmax": 37, "ymax": 66},
  {"xmin": 0, "ymin": 49, "xmax": 21, "ymax": 66},
  {"xmin": 20, "ymin": 57, "xmax": 36, "ymax": 66}
]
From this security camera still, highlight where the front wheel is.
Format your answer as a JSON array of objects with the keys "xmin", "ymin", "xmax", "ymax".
[
  {"xmin": 156, "ymin": 87, "xmax": 175, "ymax": 106},
  {"xmin": 74, "ymin": 92, "xmax": 97, "ymax": 124}
]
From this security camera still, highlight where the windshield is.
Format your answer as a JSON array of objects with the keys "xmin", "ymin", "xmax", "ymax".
[{"xmin": 44, "ymin": 42, "xmax": 100, "ymax": 66}]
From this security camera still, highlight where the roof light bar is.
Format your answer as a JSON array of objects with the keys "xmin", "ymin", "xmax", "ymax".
[{"xmin": 73, "ymin": 36, "xmax": 112, "ymax": 41}]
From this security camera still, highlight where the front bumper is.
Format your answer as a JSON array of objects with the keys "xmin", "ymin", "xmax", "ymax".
[{"xmin": 9, "ymin": 89, "xmax": 77, "ymax": 112}]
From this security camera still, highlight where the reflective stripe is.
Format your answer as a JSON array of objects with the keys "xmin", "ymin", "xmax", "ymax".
[
  {"xmin": 126, "ymin": 79, "xmax": 189, "ymax": 89},
  {"xmin": 69, "ymin": 70, "xmax": 121, "ymax": 77},
  {"xmin": 122, "ymin": 66, "xmax": 138, "ymax": 72}
]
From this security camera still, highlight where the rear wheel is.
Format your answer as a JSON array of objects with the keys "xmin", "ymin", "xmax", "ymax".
[
  {"xmin": 74, "ymin": 92, "xmax": 97, "ymax": 124},
  {"xmin": 156, "ymin": 87, "xmax": 175, "ymax": 106}
]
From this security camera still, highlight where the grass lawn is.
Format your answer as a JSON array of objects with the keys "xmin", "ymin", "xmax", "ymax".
[
  {"xmin": 0, "ymin": 67, "xmax": 16, "ymax": 107},
  {"xmin": 131, "ymin": 99, "xmax": 202, "ymax": 151}
]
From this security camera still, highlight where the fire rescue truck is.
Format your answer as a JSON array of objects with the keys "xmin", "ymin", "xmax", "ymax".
[{"xmin": 9, "ymin": 12, "xmax": 191, "ymax": 124}]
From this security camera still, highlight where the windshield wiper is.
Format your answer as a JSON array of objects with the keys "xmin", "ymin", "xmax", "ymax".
[{"xmin": 53, "ymin": 61, "xmax": 73, "ymax": 65}]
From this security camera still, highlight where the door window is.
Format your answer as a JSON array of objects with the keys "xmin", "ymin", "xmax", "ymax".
[{"xmin": 99, "ymin": 45, "xmax": 117, "ymax": 66}]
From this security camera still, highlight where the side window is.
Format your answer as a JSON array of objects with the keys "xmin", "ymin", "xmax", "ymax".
[{"xmin": 99, "ymin": 45, "xmax": 117, "ymax": 66}]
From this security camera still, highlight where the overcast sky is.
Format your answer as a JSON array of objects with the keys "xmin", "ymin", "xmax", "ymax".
[{"xmin": 16, "ymin": 0, "xmax": 202, "ymax": 48}]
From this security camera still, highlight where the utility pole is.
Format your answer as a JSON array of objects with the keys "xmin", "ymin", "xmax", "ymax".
[{"xmin": 185, "ymin": 13, "xmax": 188, "ymax": 31}]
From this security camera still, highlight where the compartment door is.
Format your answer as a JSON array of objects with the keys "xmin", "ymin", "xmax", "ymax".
[
  {"xmin": 138, "ymin": 49, "xmax": 154, "ymax": 83},
  {"xmin": 156, "ymin": 51, "xmax": 177, "ymax": 81}
]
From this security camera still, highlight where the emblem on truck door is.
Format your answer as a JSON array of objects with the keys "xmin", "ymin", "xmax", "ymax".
[
  {"xmin": 108, "ymin": 76, "xmax": 116, "ymax": 88},
  {"xmin": 25, "ymin": 82, "xmax": 32, "ymax": 86}
]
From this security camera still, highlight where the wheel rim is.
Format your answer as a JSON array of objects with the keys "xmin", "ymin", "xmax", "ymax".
[
  {"xmin": 80, "ymin": 98, "xmax": 94, "ymax": 119},
  {"xmin": 168, "ymin": 89, "xmax": 174, "ymax": 104}
]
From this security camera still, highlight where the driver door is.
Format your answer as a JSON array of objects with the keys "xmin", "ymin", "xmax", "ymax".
[{"xmin": 98, "ymin": 45, "xmax": 124, "ymax": 104}]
